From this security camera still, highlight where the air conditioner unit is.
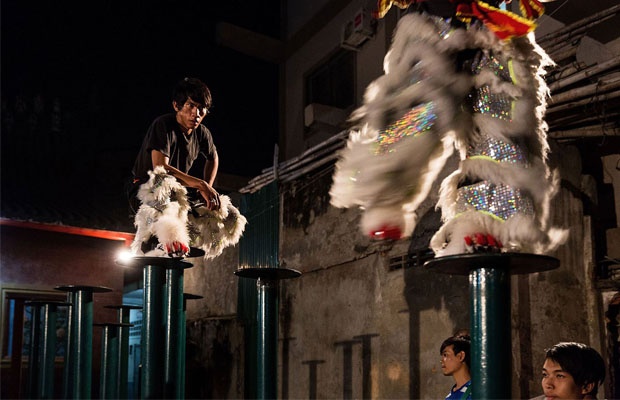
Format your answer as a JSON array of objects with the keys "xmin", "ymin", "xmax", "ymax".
[{"xmin": 341, "ymin": 8, "xmax": 376, "ymax": 50}]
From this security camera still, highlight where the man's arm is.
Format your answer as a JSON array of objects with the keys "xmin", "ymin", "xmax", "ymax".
[
  {"xmin": 204, "ymin": 151, "xmax": 219, "ymax": 187},
  {"xmin": 151, "ymin": 149, "xmax": 220, "ymax": 209}
]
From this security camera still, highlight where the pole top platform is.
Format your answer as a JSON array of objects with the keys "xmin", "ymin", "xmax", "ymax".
[
  {"xmin": 104, "ymin": 304, "xmax": 143, "ymax": 310},
  {"xmin": 424, "ymin": 252, "xmax": 560, "ymax": 275},
  {"xmin": 54, "ymin": 285, "xmax": 113, "ymax": 293},
  {"xmin": 234, "ymin": 267, "xmax": 301, "ymax": 281},
  {"xmin": 94, "ymin": 322, "xmax": 134, "ymax": 328},
  {"xmin": 116, "ymin": 256, "xmax": 194, "ymax": 269},
  {"xmin": 25, "ymin": 300, "xmax": 72, "ymax": 307}
]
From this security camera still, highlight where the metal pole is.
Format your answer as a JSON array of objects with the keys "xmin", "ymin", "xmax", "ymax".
[
  {"xmin": 301, "ymin": 360, "xmax": 325, "ymax": 400},
  {"xmin": 26, "ymin": 301, "xmax": 68, "ymax": 399},
  {"xmin": 26, "ymin": 303, "xmax": 42, "ymax": 399},
  {"xmin": 62, "ymin": 294, "xmax": 74, "ymax": 399},
  {"xmin": 164, "ymin": 267, "xmax": 184, "ymax": 399},
  {"xmin": 115, "ymin": 256, "xmax": 193, "ymax": 400},
  {"xmin": 55, "ymin": 285, "xmax": 112, "ymax": 400},
  {"xmin": 39, "ymin": 302, "xmax": 63, "ymax": 399},
  {"xmin": 424, "ymin": 253, "xmax": 559, "ymax": 400},
  {"xmin": 257, "ymin": 278, "xmax": 278, "ymax": 400},
  {"xmin": 234, "ymin": 267, "xmax": 301, "ymax": 400},
  {"xmin": 97, "ymin": 324, "xmax": 120, "ymax": 399},
  {"xmin": 469, "ymin": 267, "xmax": 512, "ymax": 399},
  {"xmin": 141, "ymin": 264, "xmax": 166, "ymax": 399},
  {"xmin": 335, "ymin": 340, "xmax": 359, "ymax": 400},
  {"xmin": 105, "ymin": 305, "xmax": 142, "ymax": 400},
  {"xmin": 182, "ymin": 294, "xmax": 203, "ymax": 400},
  {"xmin": 116, "ymin": 254, "xmax": 198, "ymax": 399}
]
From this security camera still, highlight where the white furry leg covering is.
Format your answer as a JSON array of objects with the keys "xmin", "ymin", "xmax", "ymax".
[
  {"xmin": 431, "ymin": 29, "xmax": 567, "ymax": 256},
  {"xmin": 130, "ymin": 166, "xmax": 191, "ymax": 256},
  {"xmin": 188, "ymin": 194, "xmax": 247, "ymax": 259},
  {"xmin": 330, "ymin": 13, "xmax": 478, "ymax": 239}
]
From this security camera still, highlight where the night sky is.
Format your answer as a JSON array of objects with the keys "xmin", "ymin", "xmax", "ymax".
[{"xmin": 1, "ymin": 1, "xmax": 281, "ymax": 230}]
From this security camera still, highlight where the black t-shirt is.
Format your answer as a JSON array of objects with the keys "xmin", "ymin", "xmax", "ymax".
[{"xmin": 131, "ymin": 113, "xmax": 217, "ymax": 182}]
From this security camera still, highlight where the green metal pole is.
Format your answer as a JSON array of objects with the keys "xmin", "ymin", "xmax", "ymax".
[
  {"xmin": 72, "ymin": 289, "xmax": 93, "ymax": 399},
  {"xmin": 116, "ymin": 256, "xmax": 193, "ymax": 400},
  {"xmin": 234, "ymin": 268, "xmax": 301, "ymax": 400},
  {"xmin": 469, "ymin": 267, "xmax": 511, "ymax": 399},
  {"xmin": 181, "ymin": 294, "xmax": 202, "ymax": 399},
  {"xmin": 62, "ymin": 294, "xmax": 74, "ymax": 399},
  {"xmin": 164, "ymin": 267, "xmax": 184, "ymax": 399},
  {"xmin": 39, "ymin": 303, "xmax": 61, "ymax": 399},
  {"xmin": 141, "ymin": 264, "xmax": 165, "ymax": 399},
  {"xmin": 104, "ymin": 305, "xmax": 141, "ymax": 400},
  {"xmin": 180, "ymin": 296, "xmax": 188, "ymax": 400},
  {"xmin": 257, "ymin": 278, "xmax": 278, "ymax": 400},
  {"xmin": 117, "ymin": 310, "xmax": 130, "ymax": 400},
  {"xmin": 424, "ymin": 253, "xmax": 559, "ymax": 400},
  {"xmin": 26, "ymin": 303, "xmax": 42, "ymax": 399},
  {"xmin": 98, "ymin": 324, "xmax": 120, "ymax": 399},
  {"xmin": 56, "ymin": 286, "xmax": 112, "ymax": 399}
]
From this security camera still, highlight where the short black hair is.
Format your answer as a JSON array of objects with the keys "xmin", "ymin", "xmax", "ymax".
[
  {"xmin": 440, "ymin": 333, "xmax": 471, "ymax": 367},
  {"xmin": 544, "ymin": 342, "xmax": 605, "ymax": 396},
  {"xmin": 173, "ymin": 77, "xmax": 212, "ymax": 109}
]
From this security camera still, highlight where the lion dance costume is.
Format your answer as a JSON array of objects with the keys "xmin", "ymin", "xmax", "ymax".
[
  {"xmin": 330, "ymin": 0, "xmax": 567, "ymax": 255},
  {"xmin": 131, "ymin": 166, "xmax": 247, "ymax": 259}
]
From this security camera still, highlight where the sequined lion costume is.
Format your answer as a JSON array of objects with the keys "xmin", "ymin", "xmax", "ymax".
[
  {"xmin": 330, "ymin": 0, "xmax": 567, "ymax": 256},
  {"xmin": 131, "ymin": 166, "xmax": 247, "ymax": 259}
]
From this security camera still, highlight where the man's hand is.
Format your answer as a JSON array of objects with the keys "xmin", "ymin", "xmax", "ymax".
[{"xmin": 198, "ymin": 182, "xmax": 220, "ymax": 210}]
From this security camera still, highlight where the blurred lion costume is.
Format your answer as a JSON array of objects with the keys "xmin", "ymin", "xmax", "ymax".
[{"xmin": 330, "ymin": 0, "xmax": 567, "ymax": 255}]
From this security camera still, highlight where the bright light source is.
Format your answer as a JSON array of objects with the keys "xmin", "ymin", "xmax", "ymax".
[{"xmin": 116, "ymin": 249, "xmax": 135, "ymax": 264}]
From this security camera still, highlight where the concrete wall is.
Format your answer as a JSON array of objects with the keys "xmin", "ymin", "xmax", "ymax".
[
  {"xmin": 181, "ymin": 1, "xmax": 619, "ymax": 397},
  {"xmin": 183, "ymin": 142, "xmax": 615, "ymax": 398}
]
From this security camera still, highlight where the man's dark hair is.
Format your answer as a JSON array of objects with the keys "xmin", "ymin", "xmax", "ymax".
[
  {"xmin": 173, "ymin": 77, "xmax": 212, "ymax": 109},
  {"xmin": 544, "ymin": 342, "xmax": 605, "ymax": 396},
  {"xmin": 440, "ymin": 333, "xmax": 471, "ymax": 367}
]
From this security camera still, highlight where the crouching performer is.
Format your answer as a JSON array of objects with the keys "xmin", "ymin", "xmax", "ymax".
[{"xmin": 129, "ymin": 77, "xmax": 246, "ymax": 259}]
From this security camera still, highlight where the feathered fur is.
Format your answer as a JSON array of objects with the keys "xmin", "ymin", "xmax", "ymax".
[
  {"xmin": 329, "ymin": 12, "xmax": 567, "ymax": 255},
  {"xmin": 131, "ymin": 166, "xmax": 247, "ymax": 259}
]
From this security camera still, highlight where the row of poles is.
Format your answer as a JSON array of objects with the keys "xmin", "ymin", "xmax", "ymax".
[
  {"xmin": 26, "ymin": 253, "xmax": 558, "ymax": 399},
  {"xmin": 25, "ymin": 254, "xmax": 204, "ymax": 399}
]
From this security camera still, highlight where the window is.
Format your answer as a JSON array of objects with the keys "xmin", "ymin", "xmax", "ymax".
[{"xmin": 305, "ymin": 49, "xmax": 356, "ymax": 110}]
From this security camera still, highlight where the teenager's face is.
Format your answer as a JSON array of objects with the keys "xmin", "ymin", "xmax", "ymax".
[
  {"xmin": 440, "ymin": 345, "xmax": 464, "ymax": 376},
  {"xmin": 174, "ymin": 97, "xmax": 209, "ymax": 133},
  {"xmin": 541, "ymin": 358, "xmax": 588, "ymax": 400}
]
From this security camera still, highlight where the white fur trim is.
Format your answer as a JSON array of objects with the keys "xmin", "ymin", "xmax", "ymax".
[{"xmin": 131, "ymin": 167, "xmax": 247, "ymax": 259}]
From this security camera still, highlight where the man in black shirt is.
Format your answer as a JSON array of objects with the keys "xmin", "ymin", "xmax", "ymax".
[{"xmin": 131, "ymin": 77, "xmax": 220, "ymax": 212}]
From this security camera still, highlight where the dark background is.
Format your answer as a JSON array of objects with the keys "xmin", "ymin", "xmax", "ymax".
[{"xmin": 1, "ymin": 1, "xmax": 282, "ymax": 231}]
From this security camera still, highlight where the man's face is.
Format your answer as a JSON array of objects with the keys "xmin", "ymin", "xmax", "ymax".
[
  {"xmin": 541, "ymin": 358, "xmax": 587, "ymax": 400},
  {"xmin": 174, "ymin": 97, "xmax": 209, "ymax": 133},
  {"xmin": 440, "ymin": 345, "xmax": 463, "ymax": 376}
]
